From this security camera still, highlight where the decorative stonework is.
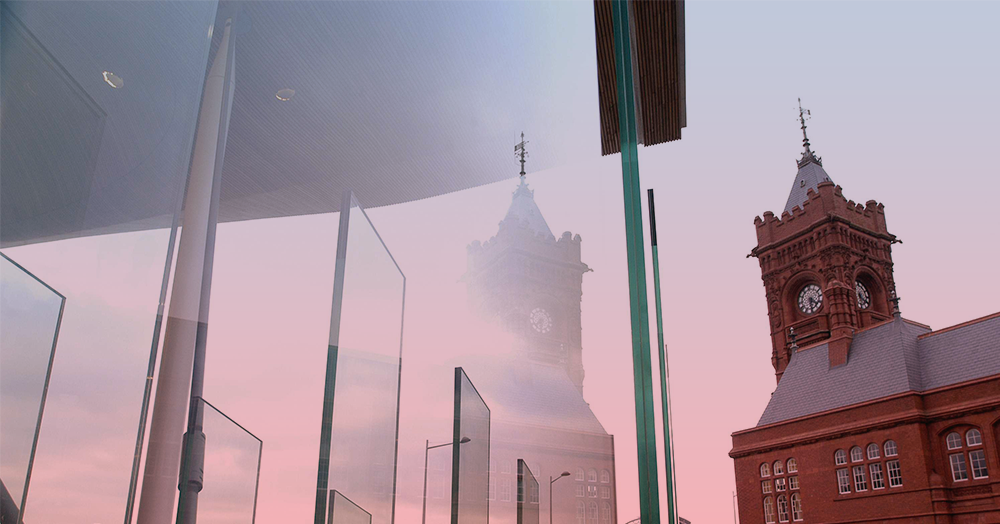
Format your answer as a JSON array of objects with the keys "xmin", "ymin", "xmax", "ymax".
[{"xmin": 752, "ymin": 181, "xmax": 898, "ymax": 381}]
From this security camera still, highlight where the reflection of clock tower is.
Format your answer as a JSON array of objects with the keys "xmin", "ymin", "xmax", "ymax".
[
  {"xmin": 750, "ymin": 103, "xmax": 899, "ymax": 383},
  {"xmin": 464, "ymin": 174, "xmax": 591, "ymax": 394}
]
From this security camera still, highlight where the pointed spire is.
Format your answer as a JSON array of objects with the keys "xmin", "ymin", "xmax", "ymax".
[{"xmin": 783, "ymin": 99, "xmax": 833, "ymax": 214}]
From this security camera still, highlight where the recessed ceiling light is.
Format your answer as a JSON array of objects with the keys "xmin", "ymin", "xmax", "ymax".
[
  {"xmin": 102, "ymin": 71, "xmax": 123, "ymax": 89},
  {"xmin": 275, "ymin": 88, "xmax": 295, "ymax": 101}
]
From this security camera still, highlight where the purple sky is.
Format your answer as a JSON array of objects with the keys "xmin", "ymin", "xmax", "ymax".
[{"xmin": 3, "ymin": 2, "xmax": 998, "ymax": 524}]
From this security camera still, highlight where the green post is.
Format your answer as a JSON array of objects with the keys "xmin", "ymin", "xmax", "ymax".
[
  {"xmin": 648, "ymin": 189, "xmax": 677, "ymax": 524},
  {"xmin": 610, "ymin": 1, "xmax": 660, "ymax": 523}
]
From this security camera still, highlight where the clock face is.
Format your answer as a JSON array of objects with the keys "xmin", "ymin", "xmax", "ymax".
[
  {"xmin": 797, "ymin": 284, "xmax": 823, "ymax": 315},
  {"xmin": 855, "ymin": 280, "xmax": 871, "ymax": 310},
  {"xmin": 529, "ymin": 307, "xmax": 552, "ymax": 334}
]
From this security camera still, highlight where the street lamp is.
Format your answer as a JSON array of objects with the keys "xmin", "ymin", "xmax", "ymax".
[
  {"xmin": 422, "ymin": 436, "xmax": 472, "ymax": 524},
  {"xmin": 549, "ymin": 471, "xmax": 571, "ymax": 524}
]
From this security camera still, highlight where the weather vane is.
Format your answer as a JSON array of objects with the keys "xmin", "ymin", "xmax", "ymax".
[
  {"xmin": 797, "ymin": 98, "xmax": 812, "ymax": 152},
  {"xmin": 514, "ymin": 132, "xmax": 529, "ymax": 177}
]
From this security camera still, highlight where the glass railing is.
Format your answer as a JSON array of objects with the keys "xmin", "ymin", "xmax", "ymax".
[
  {"xmin": 318, "ymin": 192, "xmax": 405, "ymax": 524},
  {"xmin": 180, "ymin": 398, "xmax": 262, "ymax": 524},
  {"xmin": 0, "ymin": 254, "xmax": 65, "ymax": 523}
]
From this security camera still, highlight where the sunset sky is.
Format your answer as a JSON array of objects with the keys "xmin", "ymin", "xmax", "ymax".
[{"xmin": 3, "ymin": 2, "xmax": 998, "ymax": 524}]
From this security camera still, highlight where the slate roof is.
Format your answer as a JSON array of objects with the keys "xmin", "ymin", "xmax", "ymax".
[
  {"xmin": 500, "ymin": 178, "xmax": 555, "ymax": 239},
  {"xmin": 757, "ymin": 313, "xmax": 1000, "ymax": 427},
  {"xmin": 783, "ymin": 153, "xmax": 833, "ymax": 215}
]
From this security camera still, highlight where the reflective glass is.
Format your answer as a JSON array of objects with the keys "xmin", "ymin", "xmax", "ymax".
[
  {"xmin": 188, "ymin": 398, "xmax": 262, "ymax": 524},
  {"xmin": 329, "ymin": 490, "xmax": 372, "ymax": 524},
  {"xmin": 0, "ymin": 2, "xmax": 218, "ymax": 522},
  {"xmin": 3, "ymin": 2, "xmax": 673, "ymax": 524},
  {"xmin": 0, "ymin": 254, "xmax": 65, "ymax": 520},
  {"xmin": 452, "ymin": 368, "xmax": 491, "ymax": 524},
  {"xmin": 320, "ymin": 193, "xmax": 405, "ymax": 524},
  {"xmin": 517, "ymin": 460, "xmax": 539, "ymax": 524}
]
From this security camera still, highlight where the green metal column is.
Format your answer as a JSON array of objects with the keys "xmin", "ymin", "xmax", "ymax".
[
  {"xmin": 610, "ymin": 1, "xmax": 660, "ymax": 522},
  {"xmin": 648, "ymin": 189, "xmax": 677, "ymax": 524}
]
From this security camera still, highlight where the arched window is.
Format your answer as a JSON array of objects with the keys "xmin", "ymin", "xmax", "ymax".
[
  {"xmin": 576, "ymin": 501, "xmax": 586, "ymax": 524},
  {"xmin": 761, "ymin": 463, "xmax": 771, "ymax": 477},
  {"xmin": 587, "ymin": 468, "xmax": 598, "ymax": 483},
  {"xmin": 773, "ymin": 460, "xmax": 784, "ymax": 475},
  {"xmin": 947, "ymin": 427, "xmax": 989, "ymax": 481},
  {"xmin": 850, "ymin": 446, "xmax": 864, "ymax": 462},
  {"xmin": 576, "ymin": 468, "xmax": 585, "ymax": 481},
  {"xmin": 601, "ymin": 502, "xmax": 611, "ymax": 523},
  {"xmin": 834, "ymin": 449, "xmax": 847, "ymax": 465},
  {"xmin": 763, "ymin": 496, "xmax": 776, "ymax": 524},
  {"xmin": 790, "ymin": 493, "xmax": 803, "ymax": 521},
  {"xmin": 588, "ymin": 501, "xmax": 598, "ymax": 522},
  {"xmin": 600, "ymin": 469, "xmax": 610, "ymax": 483},
  {"xmin": 777, "ymin": 494, "xmax": 790, "ymax": 522},
  {"xmin": 786, "ymin": 458, "xmax": 797, "ymax": 473},
  {"xmin": 867, "ymin": 443, "xmax": 880, "ymax": 459},
  {"xmin": 884, "ymin": 440, "xmax": 898, "ymax": 457}
]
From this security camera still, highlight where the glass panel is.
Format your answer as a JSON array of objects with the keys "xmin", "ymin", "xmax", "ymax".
[
  {"xmin": 0, "ymin": 2, "xmax": 218, "ymax": 523},
  {"xmin": 0, "ymin": 254, "xmax": 65, "ymax": 520},
  {"xmin": 319, "ymin": 192, "xmax": 405, "ymax": 524},
  {"xmin": 329, "ymin": 490, "xmax": 372, "ymax": 524},
  {"xmin": 452, "ymin": 368, "xmax": 491, "ymax": 524},
  {"xmin": 183, "ymin": 398, "xmax": 263, "ymax": 524},
  {"xmin": 517, "ymin": 460, "xmax": 539, "ymax": 524}
]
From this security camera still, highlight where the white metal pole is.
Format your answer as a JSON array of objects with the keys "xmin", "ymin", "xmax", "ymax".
[{"xmin": 135, "ymin": 18, "xmax": 234, "ymax": 524}]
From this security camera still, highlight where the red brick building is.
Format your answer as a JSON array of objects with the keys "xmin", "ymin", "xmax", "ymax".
[{"xmin": 730, "ymin": 124, "xmax": 1000, "ymax": 523}]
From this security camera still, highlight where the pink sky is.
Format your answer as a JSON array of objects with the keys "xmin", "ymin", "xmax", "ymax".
[{"xmin": 4, "ymin": 2, "xmax": 999, "ymax": 524}]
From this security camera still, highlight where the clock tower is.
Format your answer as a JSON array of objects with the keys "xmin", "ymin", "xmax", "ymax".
[
  {"xmin": 464, "ymin": 175, "xmax": 591, "ymax": 394},
  {"xmin": 750, "ymin": 102, "xmax": 900, "ymax": 383}
]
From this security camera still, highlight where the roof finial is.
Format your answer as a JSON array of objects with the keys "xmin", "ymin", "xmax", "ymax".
[
  {"xmin": 514, "ymin": 132, "xmax": 529, "ymax": 178},
  {"xmin": 796, "ymin": 98, "xmax": 822, "ymax": 168},
  {"xmin": 798, "ymin": 98, "xmax": 812, "ymax": 153},
  {"xmin": 788, "ymin": 326, "xmax": 799, "ymax": 354}
]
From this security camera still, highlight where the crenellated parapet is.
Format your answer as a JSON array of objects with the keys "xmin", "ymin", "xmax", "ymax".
[{"xmin": 754, "ymin": 181, "xmax": 893, "ymax": 251}]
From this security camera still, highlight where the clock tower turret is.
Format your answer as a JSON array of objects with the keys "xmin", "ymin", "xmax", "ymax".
[
  {"xmin": 464, "ymin": 140, "xmax": 591, "ymax": 394},
  {"xmin": 750, "ymin": 102, "xmax": 900, "ymax": 383}
]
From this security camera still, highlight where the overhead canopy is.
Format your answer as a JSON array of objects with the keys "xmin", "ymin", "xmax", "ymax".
[{"xmin": 1, "ymin": 1, "xmax": 602, "ymax": 247}]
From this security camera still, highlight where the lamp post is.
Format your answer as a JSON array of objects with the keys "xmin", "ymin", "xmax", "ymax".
[
  {"xmin": 549, "ymin": 471, "xmax": 571, "ymax": 524},
  {"xmin": 422, "ymin": 436, "xmax": 471, "ymax": 524}
]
